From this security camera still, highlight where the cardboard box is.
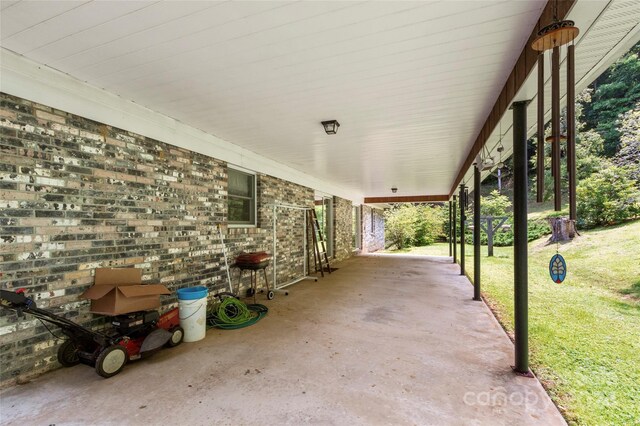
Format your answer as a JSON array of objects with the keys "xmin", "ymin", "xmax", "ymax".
[{"xmin": 81, "ymin": 268, "xmax": 171, "ymax": 315}]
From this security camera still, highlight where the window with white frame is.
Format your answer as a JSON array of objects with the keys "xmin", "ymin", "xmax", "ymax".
[{"xmin": 228, "ymin": 167, "xmax": 256, "ymax": 226}]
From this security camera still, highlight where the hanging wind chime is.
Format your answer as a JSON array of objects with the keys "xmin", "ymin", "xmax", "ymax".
[
  {"xmin": 531, "ymin": 1, "xmax": 579, "ymax": 220},
  {"xmin": 495, "ymin": 122, "xmax": 505, "ymax": 193},
  {"xmin": 479, "ymin": 144, "xmax": 494, "ymax": 172},
  {"xmin": 531, "ymin": 1, "xmax": 578, "ymax": 281}
]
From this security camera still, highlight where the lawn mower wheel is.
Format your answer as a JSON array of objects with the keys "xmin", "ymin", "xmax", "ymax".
[
  {"xmin": 95, "ymin": 345, "xmax": 128, "ymax": 378},
  {"xmin": 57, "ymin": 340, "xmax": 80, "ymax": 367},
  {"xmin": 166, "ymin": 326, "xmax": 184, "ymax": 347}
]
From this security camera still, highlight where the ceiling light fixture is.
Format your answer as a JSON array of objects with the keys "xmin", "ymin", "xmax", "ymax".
[
  {"xmin": 321, "ymin": 120, "xmax": 340, "ymax": 135},
  {"xmin": 391, "ymin": 187, "xmax": 398, "ymax": 193}
]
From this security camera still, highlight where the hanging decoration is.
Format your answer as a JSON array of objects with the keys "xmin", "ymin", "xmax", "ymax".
[
  {"xmin": 549, "ymin": 252, "xmax": 567, "ymax": 284},
  {"xmin": 479, "ymin": 143, "xmax": 494, "ymax": 171},
  {"xmin": 536, "ymin": 43, "xmax": 545, "ymax": 203},
  {"xmin": 496, "ymin": 122, "xmax": 505, "ymax": 193},
  {"xmin": 531, "ymin": 0, "xmax": 579, "ymax": 220},
  {"xmin": 496, "ymin": 142, "xmax": 504, "ymax": 170},
  {"xmin": 531, "ymin": 20, "xmax": 578, "ymax": 52}
]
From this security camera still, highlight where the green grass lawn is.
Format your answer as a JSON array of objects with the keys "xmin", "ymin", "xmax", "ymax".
[{"xmin": 384, "ymin": 220, "xmax": 640, "ymax": 425}]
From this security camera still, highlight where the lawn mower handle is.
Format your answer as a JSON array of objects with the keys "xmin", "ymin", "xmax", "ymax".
[
  {"xmin": 0, "ymin": 289, "xmax": 36, "ymax": 310},
  {"xmin": 0, "ymin": 289, "xmax": 113, "ymax": 347}
]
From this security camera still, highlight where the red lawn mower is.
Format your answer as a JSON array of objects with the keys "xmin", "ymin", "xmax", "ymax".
[{"xmin": 0, "ymin": 289, "xmax": 184, "ymax": 378}]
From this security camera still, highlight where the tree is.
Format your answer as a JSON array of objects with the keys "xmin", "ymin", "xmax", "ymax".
[
  {"xmin": 480, "ymin": 190, "xmax": 512, "ymax": 217},
  {"xmin": 582, "ymin": 42, "xmax": 640, "ymax": 155},
  {"xmin": 576, "ymin": 129, "xmax": 610, "ymax": 180},
  {"xmin": 384, "ymin": 204, "xmax": 448, "ymax": 249},
  {"xmin": 384, "ymin": 205, "xmax": 417, "ymax": 249},
  {"xmin": 414, "ymin": 204, "xmax": 447, "ymax": 246},
  {"xmin": 614, "ymin": 104, "xmax": 640, "ymax": 183}
]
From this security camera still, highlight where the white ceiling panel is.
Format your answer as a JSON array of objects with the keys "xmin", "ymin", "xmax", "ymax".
[
  {"xmin": 0, "ymin": 1, "xmax": 20, "ymax": 12},
  {"xmin": 1, "ymin": 1, "xmax": 153, "ymax": 52},
  {"xmin": 47, "ymin": 1, "xmax": 283, "ymax": 72},
  {"xmin": 0, "ymin": 0, "xmax": 87, "ymax": 39},
  {"xmin": 1, "ymin": 0, "xmax": 636, "ymax": 199},
  {"xmin": 72, "ymin": 2, "xmax": 336, "ymax": 79},
  {"xmin": 23, "ymin": 1, "xmax": 217, "ymax": 62}
]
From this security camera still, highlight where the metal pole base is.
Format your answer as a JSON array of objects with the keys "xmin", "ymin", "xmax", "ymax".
[
  {"xmin": 273, "ymin": 275, "xmax": 317, "ymax": 296},
  {"xmin": 473, "ymin": 296, "xmax": 482, "ymax": 301},
  {"xmin": 511, "ymin": 366, "xmax": 535, "ymax": 378}
]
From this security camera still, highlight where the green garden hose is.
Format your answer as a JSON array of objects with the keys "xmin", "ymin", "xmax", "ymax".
[{"xmin": 207, "ymin": 296, "xmax": 268, "ymax": 330}]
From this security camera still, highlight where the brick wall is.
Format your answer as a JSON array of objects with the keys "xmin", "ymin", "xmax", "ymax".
[
  {"xmin": 361, "ymin": 205, "xmax": 385, "ymax": 253},
  {"xmin": 257, "ymin": 174, "xmax": 314, "ymax": 286},
  {"xmin": 0, "ymin": 93, "xmax": 339, "ymax": 387},
  {"xmin": 332, "ymin": 196, "xmax": 353, "ymax": 262}
]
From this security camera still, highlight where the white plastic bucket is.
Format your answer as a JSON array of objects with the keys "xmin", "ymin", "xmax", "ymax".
[{"xmin": 177, "ymin": 286, "xmax": 208, "ymax": 342}]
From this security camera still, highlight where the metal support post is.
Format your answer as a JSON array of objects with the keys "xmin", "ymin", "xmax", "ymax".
[
  {"xmin": 448, "ymin": 201, "xmax": 453, "ymax": 257},
  {"xmin": 512, "ymin": 100, "xmax": 532, "ymax": 376},
  {"xmin": 452, "ymin": 196, "xmax": 457, "ymax": 264},
  {"xmin": 459, "ymin": 184, "xmax": 466, "ymax": 276},
  {"xmin": 473, "ymin": 165, "xmax": 481, "ymax": 301},
  {"xmin": 567, "ymin": 44, "xmax": 577, "ymax": 221}
]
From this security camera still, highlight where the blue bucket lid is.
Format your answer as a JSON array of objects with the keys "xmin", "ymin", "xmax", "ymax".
[{"xmin": 177, "ymin": 286, "xmax": 208, "ymax": 300}]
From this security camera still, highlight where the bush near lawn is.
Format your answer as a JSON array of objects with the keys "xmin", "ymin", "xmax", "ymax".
[
  {"xmin": 384, "ymin": 204, "xmax": 447, "ymax": 249},
  {"xmin": 576, "ymin": 165, "xmax": 640, "ymax": 228}
]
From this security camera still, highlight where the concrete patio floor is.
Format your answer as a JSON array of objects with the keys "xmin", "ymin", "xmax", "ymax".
[{"xmin": 0, "ymin": 254, "xmax": 565, "ymax": 425}]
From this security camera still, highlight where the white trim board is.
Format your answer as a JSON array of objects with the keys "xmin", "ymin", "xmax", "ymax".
[{"xmin": 0, "ymin": 48, "xmax": 363, "ymax": 203}]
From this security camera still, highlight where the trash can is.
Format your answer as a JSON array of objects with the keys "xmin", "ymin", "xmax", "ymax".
[{"xmin": 177, "ymin": 286, "xmax": 208, "ymax": 342}]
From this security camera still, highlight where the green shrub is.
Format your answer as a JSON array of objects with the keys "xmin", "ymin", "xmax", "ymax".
[
  {"xmin": 577, "ymin": 165, "xmax": 640, "ymax": 227},
  {"xmin": 385, "ymin": 204, "xmax": 448, "ymax": 248},
  {"xmin": 481, "ymin": 190, "xmax": 512, "ymax": 216},
  {"xmin": 528, "ymin": 219, "xmax": 551, "ymax": 241},
  {"xmin": 614, "ymin": 105, "xmax": 640, "ymax": 183},
  {"xmin": 384, "ymin": 205, "xmax": 417, "ymax": 249},
  {"xmin": 465, "ymin": 218, "xmax": 550, "ymax": 247},
  {"xmin": 438, "ymin": 205, "xmax": 451, "ymax": 241},
  {"xmin": 492, "ymin": 230, "xmax": 514, "ymax": 246},
  {"xmin": 577, "ymin": 130, "xmax": 610, "ymax": 180},
  {"xmin": 414, "ymin": 205, "xmax": 447, "ymax": 246}
]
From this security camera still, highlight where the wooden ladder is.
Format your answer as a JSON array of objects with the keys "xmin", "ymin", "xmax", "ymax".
[{"xmin": 307, "ymin": 209, "xmax": 332, "ymax": 277}]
